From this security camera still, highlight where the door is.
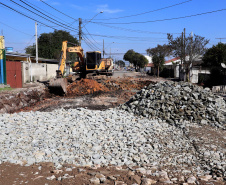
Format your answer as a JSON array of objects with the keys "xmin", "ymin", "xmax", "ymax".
[{"xmin": 6, "ymin": 61, "xmax": 22, "ymax": 88}]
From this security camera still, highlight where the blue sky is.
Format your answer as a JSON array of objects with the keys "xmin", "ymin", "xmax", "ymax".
[{"xmin": 0, "ymin": 0, "xmax": 225, "ymax": 61}]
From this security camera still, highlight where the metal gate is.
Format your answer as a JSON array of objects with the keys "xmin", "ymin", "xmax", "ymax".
[{"xmin": 6, "ymin": 61, "xmax": 22, "ymax": 88}]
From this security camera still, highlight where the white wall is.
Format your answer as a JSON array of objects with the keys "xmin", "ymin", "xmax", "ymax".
[
  {"xmin": 31, "ymin": 63, "xmax": 47, "ymax": 81},
  {"xmin": 22, "ymin": 62, "xmax": 30, "ymax": 84},
  {"xmin": 172, "ymin": 65, "xmax": 210, "ymax": 83},
  {"xmin": 46, "ymin": 63, "xmax": 58, "ymax": 79},
  {"xmin": 190, "ymin": 68, "xmax": 210, "ymax": 83},
  {"xmin": 22, "ymin": 62, "xmax": 58, "ymax": 83}
]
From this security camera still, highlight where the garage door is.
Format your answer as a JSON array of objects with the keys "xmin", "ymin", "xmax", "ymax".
[{"xmin": 6, "ymin": 61, "xmax": 22, "ymax": 88}]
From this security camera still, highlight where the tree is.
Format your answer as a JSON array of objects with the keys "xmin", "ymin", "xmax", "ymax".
[
  {"xmin": 25, "ymin": 30, "xmax": 78, "ymax": 59},
  {"xmin": 167, "ymin": 32, "xmax": 209, "ymax": 81},
  {"xmin": 202, "ymin": 43, "xmax": 226, "ymax": 86},
  {"xmin": 137, "ymin": 54, "xmax": 148, "ymax": 69},
  {"xmin": 146, "ymin": 44, "xmax": 171, "ymax": 77},
  {"xmin": 123, "ymin": 50, "xmax": 148, "ymax": 71},
  {"xmin": 25, "ymin": 45, "xmax": 35, "ymax": 56},
  {"xmin": 203, "ymin": 42, "xmax": 226, "ymax": 67},
  {"xmin": 115, "ymin": 60, "xmax": 125, "ymax": 67},
  {"xmin": 123, "ymin": 49, "xmax": 136, "ymax": 67}
]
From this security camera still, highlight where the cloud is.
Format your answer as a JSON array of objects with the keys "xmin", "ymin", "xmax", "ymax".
[
  {"xmin": 96, "ymin": 4, "xmax": 123, "ymax": 14},
  {"xmin": 71, "ymin": 4, "xmax": 84, "ymax": 10},
  {"xmin": 50, "ymin": 2, "xmax": 60, "ymax": 6}
]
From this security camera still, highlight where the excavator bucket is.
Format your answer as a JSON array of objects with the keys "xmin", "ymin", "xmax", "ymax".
[{"xmin": 48, "ymin": 78, "xmax": 68, "ymax": 94}]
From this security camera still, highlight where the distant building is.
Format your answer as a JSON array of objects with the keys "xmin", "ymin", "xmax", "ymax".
[
  {"xmin": 164, "ymin": 56, "xmax": 210, "ymax": 83},
  {"xmin": 145, "ymin": 55, "xmax": 153, "ymax": 72}
]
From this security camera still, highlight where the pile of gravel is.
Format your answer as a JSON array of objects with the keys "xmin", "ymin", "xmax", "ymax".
[
  {"xmin": 120, "ymin": 81, "xmax": 226, "ymax": 129},
  {"xmin": 0, "ymin": 108, "xmax": 225, "ymax": 178}
]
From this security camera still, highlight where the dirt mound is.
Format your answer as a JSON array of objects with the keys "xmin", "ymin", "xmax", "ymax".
[
  {"xmin": 102, "ymin": 78, "xmax": 153, "ymax": 91},
  {"xmin": 67, "ymin": 79, "xmax": 109, "ymax": 96},
  {"xmin": 66, "ymin": 78, "xmax": 153, "ymax": 97}
]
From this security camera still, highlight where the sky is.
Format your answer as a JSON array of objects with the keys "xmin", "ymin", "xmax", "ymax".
[{"xmin": 0, "ymin": 0, "xmax": 225, "ymax": 62}]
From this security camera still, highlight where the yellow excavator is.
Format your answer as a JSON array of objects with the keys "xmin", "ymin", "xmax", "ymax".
[{"xmin": 48, "ymin": 41, "xmax": 114, "ymax": 94}]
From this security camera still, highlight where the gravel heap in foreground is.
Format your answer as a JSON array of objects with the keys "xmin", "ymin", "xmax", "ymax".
[
  {"xmin": 0, "ymin": 108, "xmax": 225, "ymax": 179},
  {"xmin": 120, "ymin": 81, "xmax": 226, "ymax": 129}
]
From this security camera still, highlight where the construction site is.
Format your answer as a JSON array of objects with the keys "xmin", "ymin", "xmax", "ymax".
[
  {"xmin": 0, "ymin": 71, "xmax": 225, "ymax": 185},
  {"xmin": 0, "ymin": 0, "xmax": 226, "ymax": 185}
]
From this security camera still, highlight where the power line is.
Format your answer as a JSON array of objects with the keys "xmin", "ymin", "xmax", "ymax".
[
  {"xmin": 83, "ymin": 37, "xmax": 97, "ymax": 51},
  {"xmin": 82, "ymin": 34, "xmax": 99, "ymax": 50},
  {"xmin": 23, "ymin": 0, "xmax": 70, "ymax": 24},
  {"xmin": 18, "ymin": 0, "xmax": 78, "ymax": 31},
  {"xmin": 0, "ymin": 2, "xmax": 57, "ymax": 30},
  {"xmin": 9, "ymin": 0, "xmax": 77, "ymax": 32},
  {"xmin": 40, "ymin": 0, "xmax": 78, "ymax": 22},
  {"xmin": 82, "ymin": 33, "xmax": 100, "ymax": 51},
  {"xmin": 85, "ymin": 33, "xmax": 167, "ymax": 42},
  {"xmin": 0, "ymin": 20, "xmax": 33, "ymax": 36},
  {"xmin": 90, "ymin": 0, "xmax": 193, "ymax": 21},
  {"xmin": 92, "ymin": 22, "xmax": 181, "ymax": 35},
  {"xmin": 83, "ymin": 27, "xmax": 101, "ymax": 46},
  {"xmin": 92, "ymin": 8, "xmax": 226, "ymax": 24}
]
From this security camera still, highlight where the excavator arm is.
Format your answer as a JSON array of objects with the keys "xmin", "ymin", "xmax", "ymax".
[
  {"xmin": 50, "ymin": 41, "xmax": 85, "ymax": 94},
  {"xmin": 57, "ymin": 41, "xmax": 85, "ymax": 78}
]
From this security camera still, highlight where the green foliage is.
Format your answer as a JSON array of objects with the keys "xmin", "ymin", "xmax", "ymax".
[
  {"xmin": 115, "ymin": 60, "xmax": 125, "ymax": 67},
  {"xmin": 25, "ymin": 30, "xmax": 78, "ymax": 60},
  {"xmin": 123, "ymin": 49, "xmax": 135, "ymax": 63},
  {"xmin": 123, "ymin": 50, "xmax": 148, "ymax": 70},
  {"xmin": 201, "ymin": 43, "xmax": 226, "ymax": 87},
  {"xmin": 0, "ymin": 87, "xmax": 13, "ymax": 91},
  {"xmin": 25, "ymin": 45, "xmax": 36, "ymax": 56},
  {"xmin": 206, "ymin": 67, "xmax": 225, "ymax": 87},
  {"xmin": 203, "ymin": 42, "xmax": 226, "ymax": 67},
  {"xmin": 138, "ymin": 54, "xmax": 148, "ymax": 69},
  {"xmin": 152, "ymin": 55, "xmax": 165, "ymax": 70},
  {"xmin": 146, "ymin": 44, "xmax": 171, "ymax": 77}
]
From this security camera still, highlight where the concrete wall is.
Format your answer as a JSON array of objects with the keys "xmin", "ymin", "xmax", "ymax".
[
  {"xmin": 190, "ymin": 68, "xmax": 210, "ymax": 83},
  {"xmin": 174, "ymin": 65, "xmax": 179, "ymax": 78},
  {"xmin": 31, "ymin": 63, "xmax": 47, "ymax": 81},
  {"xmin": 212, "ymin": 85, "xmax": 226, "ymax": 94},
  {"xmin": 22, "ymin": 62, "xmax": 30, "ymax": 84},
  {"xmin": 173, "ymin": 65, "xmax": 210, "ymax": 83},
  {"xmin": 22, "ymin": 62, "xmax": 58, "ymax": 83},
  {"xmin": 46, "ymin": 63, "xmax": 58, "ymax": 79}
]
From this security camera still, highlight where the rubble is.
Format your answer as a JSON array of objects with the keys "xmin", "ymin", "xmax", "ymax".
[
  {"xmin": 0, "ymin": 84, "xmax": 47, "ymax": 114},
  {"xmin": 120, "ymin": 81, "xmax": 226, "ymax": 129}
]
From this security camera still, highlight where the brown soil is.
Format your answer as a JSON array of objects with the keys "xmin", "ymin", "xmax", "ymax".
[
  {"xmin": 2, "ymin": 75, "xmax": 224, "ymax": 185},
  {"xmin": 67, "ymin": 79, "xmax": 109, "ymax": 96},
  {"xmin": 15, "ymin": 77, "xmax": 154, "ymax": 112},
  {"xmin": 0, "ymin": 163, "xmax": 224, "ymax": 185}
]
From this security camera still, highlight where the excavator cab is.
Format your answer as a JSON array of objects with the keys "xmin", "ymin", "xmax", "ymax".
[{"xmin": 86, "ymin": 51, "xmax": 102, "ymax": 71}]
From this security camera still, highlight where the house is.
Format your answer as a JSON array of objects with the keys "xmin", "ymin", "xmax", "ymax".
[
  {"xmin": 144, "ymin": 55, "xmax": 153, "ymax": 73},
  {"xmin": 5, "ymin": 51, "xmax": 59, "ymax": 88},
  {"xmin": 164, "ymin": 56, "xmax": 210, "ymax": 83}
]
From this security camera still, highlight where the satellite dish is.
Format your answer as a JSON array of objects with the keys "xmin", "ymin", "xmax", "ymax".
[{"xmin": 221, "ymin": 63, "xmax": 226, "ymax": 68}]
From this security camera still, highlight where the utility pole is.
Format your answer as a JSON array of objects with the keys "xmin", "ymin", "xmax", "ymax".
[
  {"xmin": 190, "ymin": 31, "xmax": 193, "ymax": 82},
  {"xmin": 35, "ymin": 22, "xmax": 38, "ymax": 63},
  {"xmin": 103, "ymin": 39, "xmax": 105, "ymax": 58},
  {"xmin": 181, "ymin": 31, "xmax": 183, "ymax": 65},
  {"xmin": 183, "ymin": 28, "xmax": 186, "ymax": 64},
  {"xmin": 216, "ymin": 38, "xmax": 226, "ymax": 43},
  {"xmin": 79, "ymin": 18, "xmax": 82, "ymax": 46}
]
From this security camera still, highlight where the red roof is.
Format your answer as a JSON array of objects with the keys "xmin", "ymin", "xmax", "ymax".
[
  {"xmin": 164, "ymin": 57, "xmax": 180, "ymax": 64},
  {"xmin": 146, "ymin": 63, "xmax": 154, "ymax": 67},
  {"xmin": 146, "ymin": 57, "xmax": 180, "ymax": 67}
]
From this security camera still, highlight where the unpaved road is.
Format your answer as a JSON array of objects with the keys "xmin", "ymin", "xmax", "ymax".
[{"xmin": 0, "ymin": 72, "xmax": 224, "ymax": 185}]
